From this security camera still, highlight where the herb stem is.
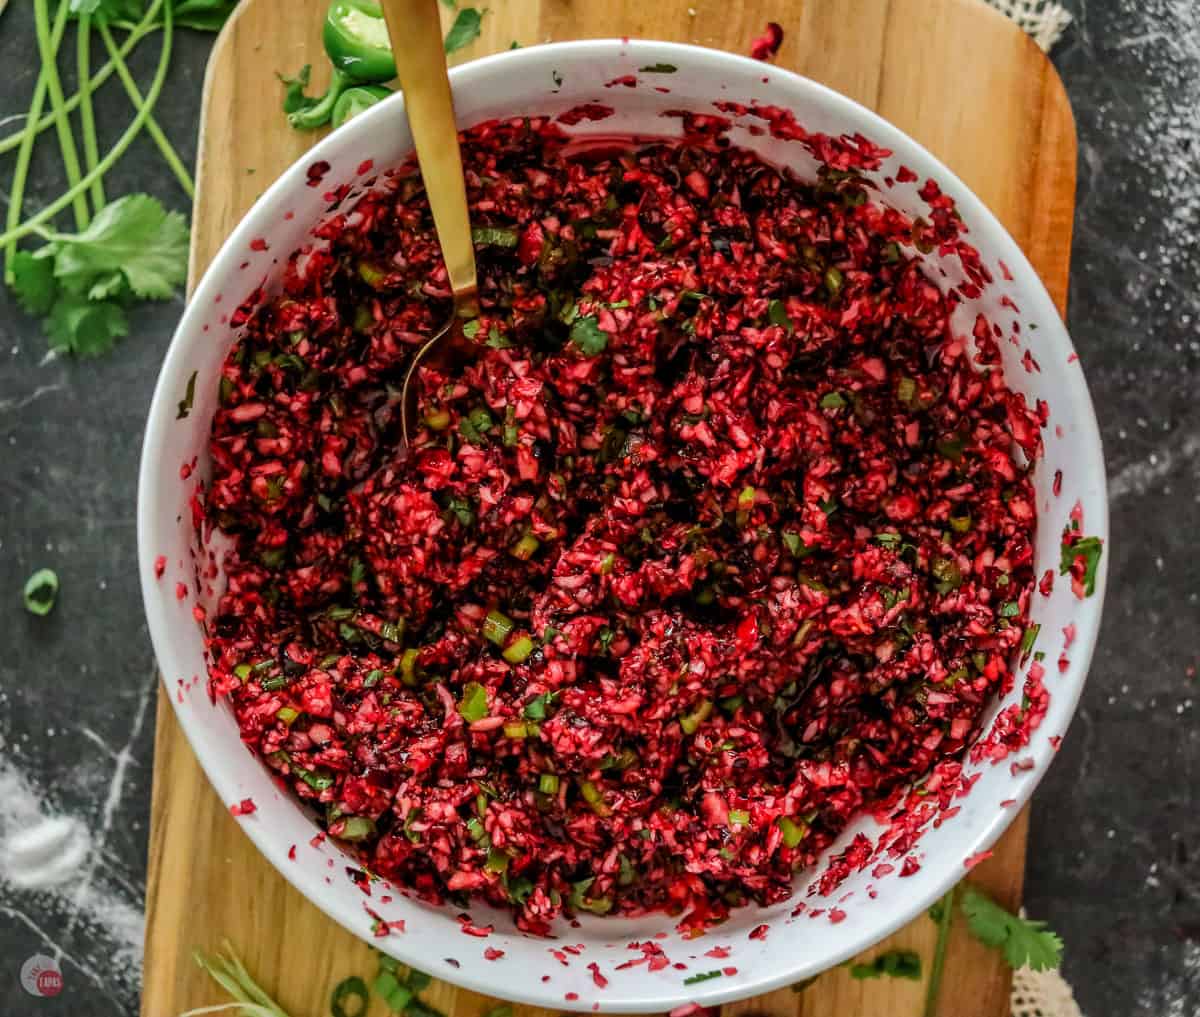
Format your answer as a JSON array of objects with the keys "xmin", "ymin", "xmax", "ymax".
[
  {"xmin": 76, "ymin": 13, "xmax": 107, "ymax": 215},
  {"xmin": 97, "ymin": 20, "xmax": 194, "ymax": 197},
  {"xmin": 4, "ymin": 0, "xmax": 69, "ymax": 282},
  {"xmin": 923, "ymin": 886, "xmax": 956, "ymax": 1017},
  {"xmin": 0, "ymin": 0, "xmax": 174, "ymax": 251},
  {"xmin": 0, "ymin": 19, "xmax": 162, "ymax": 157},
  {"xmin": 34, "ymin": 0, "xmax": 90, "ymax": 231}
]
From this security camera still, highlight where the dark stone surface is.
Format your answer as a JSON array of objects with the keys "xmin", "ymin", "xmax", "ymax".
[{"xmin": 0, "ymin": 2, "xmax": 1196, "ymax": 1015}]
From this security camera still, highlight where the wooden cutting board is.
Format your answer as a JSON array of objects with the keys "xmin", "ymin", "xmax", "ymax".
[{"xmin": 142, "ymin": 2, "xmax": 1076, "ymax": 1015}]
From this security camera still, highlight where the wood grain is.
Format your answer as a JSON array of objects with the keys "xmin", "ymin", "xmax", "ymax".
[{"xmin": 144, "ymin": 2, "xmax": 1075, "ymax": 1015}]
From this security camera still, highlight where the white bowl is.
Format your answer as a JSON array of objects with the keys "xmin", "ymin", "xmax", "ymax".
[{"xmin": 139, "ymin": 39, "xmax": 1107, "ymax": 1013}]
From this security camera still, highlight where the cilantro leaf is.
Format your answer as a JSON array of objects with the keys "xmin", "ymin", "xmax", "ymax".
[
  {"xmin": 960, "ymin": 886, "xmax": 1063, "ymax": 972},
  {"xmin": 50, "ymin": 194, "xmax": 189, "ymax": 301},
  {"xmin": 9, "ymin": 250, "xmax": 58, "ymax": 316},
  {"xmin": 768, "ymin": 297, "xmax": 792, "ymax": 332},
  {"xmin": 570, "ymin": 315, "xmax": 608, "ymax": 356},
  {"xmin": 444, "ymin": 7, "xmax": 484, "ymax": 54},
  {"xmin": 46, "ymin": 294, "xmax": 129, "ymax": 357}
]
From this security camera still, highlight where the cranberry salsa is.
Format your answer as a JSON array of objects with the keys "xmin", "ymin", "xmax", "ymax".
[{"xmin": 204, "ymin": 114, "xmax": 1041, "ymax": 934}]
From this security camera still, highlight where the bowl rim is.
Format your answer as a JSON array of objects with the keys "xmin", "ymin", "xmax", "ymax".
[{"xmin": 138, "ymin": 37, "xmax": 1108, "ymax": 1012}]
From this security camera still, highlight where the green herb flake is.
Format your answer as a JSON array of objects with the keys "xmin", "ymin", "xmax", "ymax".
[
  {"xmin": 23, "ymin": 567, "xmax": 59, "ymax": 616},
  {"xmin": 682, "ymin": 969, "xmax": 724, "ymax": 985},
  {"xmin": 471, "ymin": 225, "xmax": 519, "ymax": 248},
  {"xmin": 1059, "ymin": 534, "xmax": 1103, "ymax": 596},
  {"xmin": 1019, "ymin": 623, "xmax": 1041, "ymax": 659},
  {"xmin": 638, "ymin": 63, "xmax": 678, "ymax": 73}
]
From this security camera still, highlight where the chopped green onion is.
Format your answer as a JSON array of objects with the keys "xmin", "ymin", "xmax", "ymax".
[
  {"xmin": 503, "ymin": 721, "xmax": 529, "ymax": 739},
  {"xmin": 399, "ymin": 648, "xmax": 420, "ymax": 686},
  {"xmin": 379, "ymin": 618, "xmax": 404, "ymax": 643},
  {"xmin": 937, "ymin": 436, "xmax": 965, "ymax": 461},
  {"xmin": 233, "ymin": 663, "xmax": 253, "ymax": 682},
  {"xmin": 465, "ymin": 816, "xmax": 488, "ymax": 843},
  {"xmin": 373, "ymin": 972, "xmax": 413, "ymax": 1013},
  {"xmin": 999, "ymin": 600, "xmax": 1021, "ymax": 618},
  {"xmin": 276, "ymin": 706, "xmax": 299, "ymax": 725},
  {"xmin": 502, "ymin": 635, "xmax": 536, "ymax": 664},
  {"xmin": 719, "ymin": 693, "xmax": 745, "ymax": 714},
  {"xmin": 483, "ymin": 610, "xmax": 514, "ymax": 646},
  {"xmin": 424, "ymin": 408, "xmax": 451, "ymax": 431},
  {"xmin": 932, "ymin": 556, "xmax": 963, "ymax": 594},
  {"xmin": 949, "ymin": 511, "xmax": 972, "ymax": 532},
  {"xmin": 896, "ymin": 376, "xmax": 917, "ymax": 407},
  {"xmin": 679, "ymin": 699, "xmax": 713, "ymax": 735},
  {"xmin": 823, "ymin": 265, "xmax": 844, "ymax": 298},
  {"xmin": 778, "ymin": 815, "xmax": 809, "ymax": 848},
  {"xmin": 579, "ymin": 779, "xmax": 610, "ymax": 816},
  {"xmin": 768, "ymin": 298, "xmax": 792, "ymax": 332},
  {"xmin": 295, "ymin": 765, "xmax": 334, "ymax": 791},
  {"xmin": 524, "ymin": 691, "xmax": 556, "ymax": 719},
  {"xmin": 22, "ymin": 568, "xmax": 58, "ymax": 616},
  {"xmin": 683, "ymin": 970, "xmax": 724, "ymax": 985},
  {"xmin": 357, "ymin": 260, "xmax": 387, "ymax": 288},
  {"xmin": 510, "ymin": 531, "xmax": 540, "ymax": 560},
  {"xmin": 820, "ymin": 391, "xmax": 847, "ymax": 409},
  {"xmin": 458, "ymin": 681, "xmax": 489, "ymax": 722},
  {"xmin": 334, "ymin": 816, "xmax": 376, "ymax": 842},
  {"xmin": 539, "ymin": 773, "xmax": 560, "ymax": 795},
  {"xmin": 737, "ymin": 485, "xmax": 756, "ymax": 509},
  {"xmin": 485, "ymin": 847, "xmax": 511, "ymax": 872},
  {"xmin": 728, "ymin": 809, "xmax": 750, "ymax": 826}
]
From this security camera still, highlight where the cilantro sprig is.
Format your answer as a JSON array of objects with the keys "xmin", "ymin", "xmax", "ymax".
[
  {"xmin": 960, "ymin": 886, "xmax": 1064, "ymax": 971},
  {"xmin": 10, "ymin": 195, "xmax": 188, "ymax": 356}
]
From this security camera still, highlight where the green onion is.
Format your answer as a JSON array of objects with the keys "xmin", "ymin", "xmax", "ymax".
[
  {"xmin": 823, "ymin": 265, "xmax": 844, "ymax": 298},
  {"xmin": 458, "ymin": 681, "xmax": 489, "ymax": 722},
  {"xmin": 896, "ymin": 376, "xmax": 917, "ymax": 407},
  {"xmin": 399, "ymin": 648, "xmax": 420, "ymax": 686},
  {"xmin": 579, "ymin": 780, "xmax": 610, "ymax": 816},
  {"xmin": 233, "ymin": 663, "xmax": 253, "ymax": 682},
  {"xmin": 295, "ymin": 765, "xmax": 334, "ymax": 791},
  {"xmin": 424, "ymin": 408, "xmax": 451, "ymax": 431},
  {"xmin": 728, "ymin": 809, "xmax": 750, "ymax": 826},
  {"xmin": 719, "ymin": 693, "xmax": 745, "ymax": 714},
  {"xmin": 999, "ymin": 600, "xmax": 1021, "ymax": 618},
  {"xmin": 820, "ymin": 391, "xmax": 846, "ymax": 409},
  {"xmin": 485, "ymin": 847, "xmax": 511, "ymax": 872},
  {"xmin": 503, "ymin": 721, "xmax": 529, "ymax": 739},
  {"xmin": 618, "ymin": 853, "xmax": 636, "ymax": 886},
  {"xmin": 373, "ymin": 972, "xmax": 413, "ymax": 1014},
  {"xmin": 737, "ymin": 485, "xmax": 756, "ymax": 509},
  {"xmin": 379, "ymin": 618, "xmax": 404, "ymax": 643},
  {"xmin": 524, "ymin": 691, "xmax": 556, "ymax": 719},
  {"xmin": 932, "ymin": 556, "xmax": 963, "ymax": 594},
  {"xmin": 22, "ymin": 567, "xmax": 58, "ymax": 616},
  {"xmin": 777, "ymin": 816, "xmax": 808, "ymax": 848},
  {"xmin": 782, "ymin": 531, "xmax": 811, "ymax": 558},
  {"xmin": 483, "ymin": 610, "xmax": 514, "ymax": 646},
  {"xmin": 683, "ymin": 970, "xmax": 724, "ymax": 985},
  {"xmin": 510, "ymin": 531, "xmax": 540, "ymax": 560},
  {"xmin": 949, "ymin": 511, "xmax": 972, "ymax": 532},
  {"xmin": 334, "ymin": 816, "xmax": 376, "ymax": 842},
  {"xmin": 502, "ymin": 635, "xmax": 536, "ymax": 664},
  {"xmin": 363, "ymin": 668, "xmax": 384, "ymax": 688},
  {"xmin": 468, "ymin": 406, "xmax": 494, "ymax": 434},
  {"xmin": 260, "ymin": 674, "xmax": 289, "ymax": 691},
  {"xmin": 276, "ymin": 706, "xmax": 299, "ymax": 725},
  {"xmin": 539, "ymin": 773, "xmax": 560, "ymax": 795},
  {"xmin": 679, "ymin": 699, "xmax": 713, "ymax": 735},
  {"xmin": 465, "ymin": 816, "xmax": 488, "ymax": 844},
  {"xmin": 357, "ymin": 260, "xmax": 387, "ymax": 288}
]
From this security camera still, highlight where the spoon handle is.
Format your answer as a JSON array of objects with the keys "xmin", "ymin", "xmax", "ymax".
[{"xmin": 379, "ymin": 0, "xmax": 477, "ymax": 300}]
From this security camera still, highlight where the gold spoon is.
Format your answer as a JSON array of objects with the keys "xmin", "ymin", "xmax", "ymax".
[{"xmin": 379, "ymin": 0, "xmax": 479, "ymax": 449}]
